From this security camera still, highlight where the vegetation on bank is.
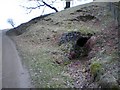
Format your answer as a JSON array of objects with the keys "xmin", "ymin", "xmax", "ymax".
[{"xmin": 7, "ymin": 2, "xmax": 119, "ymax": 88}]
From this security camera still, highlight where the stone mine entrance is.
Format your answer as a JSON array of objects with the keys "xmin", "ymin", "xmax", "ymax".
[
  {"xmin": 76, "ymin": 37, "xmax": 91, "ymax": 47},
  {"xmin": 58, "ymin": 31, "xmax": 93, "ymax": 59}
]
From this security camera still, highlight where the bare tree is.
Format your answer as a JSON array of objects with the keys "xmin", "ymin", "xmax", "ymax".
[
  {"xmin": 41, "ymin": 0, "xmax": 58, "ymax": 12},
  {"xmin": 21, "ymin": 0, "xmax": 58, "ymax": 13},
  {"xmin": 21, "ymin": 0, "xmax": 72, "ymax": 14},
  {"xmin": 7, "ymin": 18, "xmax": 15, "ymax": 28}
]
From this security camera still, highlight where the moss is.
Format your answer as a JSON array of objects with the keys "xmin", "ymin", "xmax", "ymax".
[
  {"xmin": 77, "ymin": 26, "xmax": 98, "ymax": 35},
  {"xmin": 90, "ymin": 61, "xmax": 102, "ymax": 76},
  {"xmin": 64, "ymin": 22, "xmax": 99, "ymax": 35},
  {"xmin": 59, "ymin": 42, "xmax": 73, "ymax": 53},
  {"xmin": 62, "ymin": 57, "xmax": 71, "ymax": 65}
]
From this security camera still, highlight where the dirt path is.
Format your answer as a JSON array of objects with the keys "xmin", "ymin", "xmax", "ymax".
[{"xmin": 2, "ymin": 31, "xmax": 32, "ymax": 88}]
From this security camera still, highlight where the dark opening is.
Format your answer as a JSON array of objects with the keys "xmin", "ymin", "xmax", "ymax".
[
  {"xmin": 76, "ymin": 37, "xmax": 90, "ymax": 47},
  {"xmin": 76, "ymin": 15, "xmax": 95, "ymax": 22},
  {"xmin": 76, "ymin": 9, "xmax": 84, "ymax": 12}
]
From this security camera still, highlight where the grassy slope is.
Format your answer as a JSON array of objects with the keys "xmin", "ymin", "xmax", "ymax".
[{"xmin": 7, "ymin": 2, "xmax": 119, "ymax": 88}]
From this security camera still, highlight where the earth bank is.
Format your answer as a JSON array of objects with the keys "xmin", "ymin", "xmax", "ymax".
[{"xmin": 7, "ymin": 2, "xmax": 119, "ymax": 88}]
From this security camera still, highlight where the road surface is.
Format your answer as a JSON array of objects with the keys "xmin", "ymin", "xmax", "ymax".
[
  {"xmin": 0, "ymin": 31, "xmax": 2, "ymax": 89},
  {"xmin": 2, "ymin": 30, "xmax": 32, "ymax": 88}
]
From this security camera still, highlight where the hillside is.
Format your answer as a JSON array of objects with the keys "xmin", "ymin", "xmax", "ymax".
[{"xmin": 7, "ymin": 2, "xmax": 119, "ymax": 88}]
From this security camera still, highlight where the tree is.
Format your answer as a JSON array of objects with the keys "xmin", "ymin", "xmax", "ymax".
[
  {"xmin": 22, "ymin": 0, "xmax": 71, "ymax": 14},
  {"xmin": 64, "ymin": 1, "xmax": 70, "ymax": 9},
  {"xmin": 7, "ymin": 18, "xmax": 15, "ymax": 28},
  {"xmin": 41, "ymin": 0, "xmax": 58, "ymax": 12},
  {"xmin": 21, "ymin": 0, "xmax": 58, "ymax": 13}
]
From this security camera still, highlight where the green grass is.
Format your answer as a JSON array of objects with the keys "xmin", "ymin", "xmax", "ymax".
[
  {"xmin": 90, "ymin": 61, "xmax": 102, "ymax": 76},
  {"xmin": 20, "ymin": 48, "xmax": 74, "ymax": 88}
]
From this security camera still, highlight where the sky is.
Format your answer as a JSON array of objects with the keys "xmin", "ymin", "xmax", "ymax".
[{"xmin": 0, "ymin": 0, "xmax": 93, "ymax": 30}]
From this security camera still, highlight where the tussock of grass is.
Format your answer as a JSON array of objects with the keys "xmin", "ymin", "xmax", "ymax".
[{"xmin": 90, "ymin": 61, "xmax": 102, "ymax": 76}]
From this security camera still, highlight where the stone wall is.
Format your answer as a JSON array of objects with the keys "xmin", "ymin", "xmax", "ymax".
[{"xmin": 108, "ymin": 2, "xmax": 120, "ymax": 26}]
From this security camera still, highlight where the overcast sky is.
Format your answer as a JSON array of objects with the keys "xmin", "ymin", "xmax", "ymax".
[{"xmin": 0, "ymin": 0, "xmax": 93, "ymax": 30}]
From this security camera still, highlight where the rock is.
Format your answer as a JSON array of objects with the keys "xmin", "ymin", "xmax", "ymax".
[
  {"xmin": 98, "ymin": 73, "xmax": 119, "ymax": 89},
  {"xmin": 59, "ymin": 31, "xmax": 94, "ymax": 45},
  {"xmin": 88, "ymin": 82, "xmax": 99, "ymax": 88},
  {"xmin": 68, "ymin": 51, "xmax": 77, "ymax": 60},
  {"xmin": 89, "ymin": 53, "xmax": 119, "ymax": 89},
  {"xmin": 58, "ymin": 31, "xmax": 82, "ymax": 46},
  {"xmin": 84, "ymin": 36, "xmax": 97, "ymax": 51}
]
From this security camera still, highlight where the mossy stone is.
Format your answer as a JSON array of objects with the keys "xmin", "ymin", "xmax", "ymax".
[
  {"xmin": 90, "ymin": 61, "xmax": 102, "ymax": 77},
  {"xmin": 90, "ymin": 62, "xmax": 102, "ymax": 74}
]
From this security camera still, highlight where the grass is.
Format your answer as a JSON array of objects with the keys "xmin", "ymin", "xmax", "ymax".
[
  {"xmin": 90, "ymin": 61, "xmax": 102, "ymax": 77},
  {"xmin": 77, "ymin": 26, "xmax": 98, "ymax": 35},
  {"xmin": 10, "ymin": 2, "xmax": 119, "ymax": 88},
  {"xmin": 19, "ymin": 46, "xmax": 74, "ymax": 88},
  {"xmin": 89, "ymin": 49, "xmax": 119, "ymax": 82},
  {"xmin": 64, "ymin": 21, "xmax": 99, "ymax": 35}
]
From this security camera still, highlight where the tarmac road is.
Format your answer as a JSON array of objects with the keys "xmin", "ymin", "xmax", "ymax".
[
  {"xmin": 2, "ymin": 30, "xmax": 32, "ymax": 88},
  {"xmin": 0, "ymin": 31, "xmax": 2, "ymax": 89}
]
